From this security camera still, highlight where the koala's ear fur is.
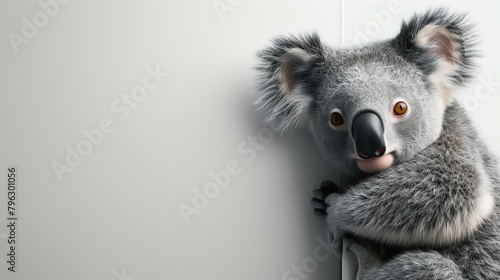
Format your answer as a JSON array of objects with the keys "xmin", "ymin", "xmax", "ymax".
[
  {"xmin": 255, "ymin": 33, "xmax": 326, "ymax": 131},
  {"xmin": 391, "ymin": 8, "xmax": 477, "ymax": 105}
]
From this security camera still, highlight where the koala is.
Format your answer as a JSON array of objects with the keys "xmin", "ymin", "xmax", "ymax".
[{"xmin": 256, "ymin": 8, "xmax": 500, "ymax": 280}]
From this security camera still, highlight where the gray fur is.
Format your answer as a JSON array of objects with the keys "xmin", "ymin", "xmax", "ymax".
[{"xmin": 256, "ymin": 8, "xmax": 500, "ymax": 279}]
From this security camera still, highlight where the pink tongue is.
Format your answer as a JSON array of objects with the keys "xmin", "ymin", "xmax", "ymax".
[{"xmin": 357, "ymin": 153, "xmax": 394, "ymax": 173}]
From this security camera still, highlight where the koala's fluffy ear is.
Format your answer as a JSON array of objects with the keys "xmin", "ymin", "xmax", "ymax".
[
  {"xmin": 255, "ymin": 33, "xmax": 326, "ymax": 131},
  {"xmin": 391, "ymin": 8, "xmax": 477, "ymax": 105}
]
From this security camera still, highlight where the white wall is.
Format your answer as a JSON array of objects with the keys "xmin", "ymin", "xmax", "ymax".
[{"xmin": 0, "ymin": 1, "xmax": 499, "ymax": 280}]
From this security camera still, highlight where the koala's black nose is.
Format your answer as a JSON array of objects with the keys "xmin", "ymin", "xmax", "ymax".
[{"xmin": 352, "ymin": 111, "xmax": 386, "ymax": 160}]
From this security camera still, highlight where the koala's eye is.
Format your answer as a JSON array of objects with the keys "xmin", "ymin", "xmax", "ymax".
[
  {"xmin": 393, "ymin": 101, "xmax": 408, "ymax": 116},
  {"xmin": 330, "ymin": 112, "xmax": 344, "ymax": 126}
]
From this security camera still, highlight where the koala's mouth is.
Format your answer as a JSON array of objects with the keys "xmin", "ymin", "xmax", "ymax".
[{"xmin": 356, "ymin": 152, "xmax": 394, "ymax": 173}]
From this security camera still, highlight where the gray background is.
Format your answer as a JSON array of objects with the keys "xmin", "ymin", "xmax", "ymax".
[{"xmin": 1, "ymin": 0, "xmax": 499, "ymax": 279}]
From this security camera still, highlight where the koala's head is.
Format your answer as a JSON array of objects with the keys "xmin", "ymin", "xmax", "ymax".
[{"xmin": 256, "ymin": 9, "xmax": 476, "ymax": 177}]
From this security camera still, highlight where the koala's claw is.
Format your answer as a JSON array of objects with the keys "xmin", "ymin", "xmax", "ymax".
[
  {"xmin": 311, "ymin": 198, "xmax": 327, "ymax": 216},
  {"xmin": 310, "ymin": 180, "xmax": 340, "ymax": 216},
  {"xmin": 320, "ymin": 180, "xmax": 341, "ymax": 195},
  {"xmin": 310, "ymin": 197, "xmax": 327, "ymax": 208}
]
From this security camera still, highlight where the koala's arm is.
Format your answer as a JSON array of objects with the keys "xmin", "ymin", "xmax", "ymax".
[{"xmin": 327, "ymin": 142, "xmax": 495, "ymax": 247}]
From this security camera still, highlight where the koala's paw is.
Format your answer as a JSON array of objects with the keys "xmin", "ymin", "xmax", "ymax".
[{"xmin": 310, "ymin": 180, "xmax": 340, "ymax": 216}]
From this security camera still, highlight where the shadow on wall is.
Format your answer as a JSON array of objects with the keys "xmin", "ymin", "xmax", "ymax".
[
  {"xmin": 239, "ymin": 86, "xmax": 342, "ymax": 279},
  {"xmin": 280, "ymin": 128, "xmax": 343, "ymax": 280}
]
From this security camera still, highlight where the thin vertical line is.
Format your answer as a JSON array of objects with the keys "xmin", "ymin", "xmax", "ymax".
[{"xmin": 340, "ymin": 0, "xmax": 344, "ymax": 45}]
